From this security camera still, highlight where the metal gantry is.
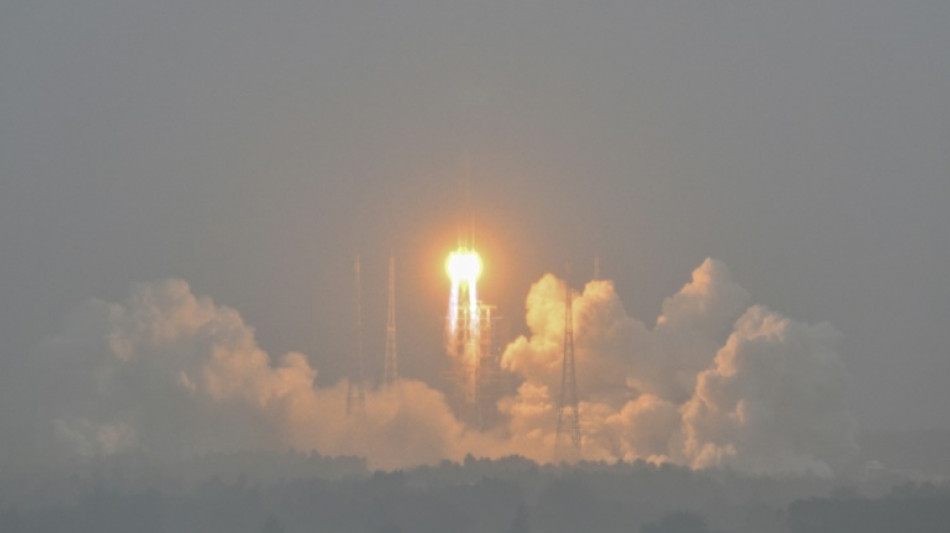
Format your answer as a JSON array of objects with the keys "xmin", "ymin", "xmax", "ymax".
[
  {"xmin": 555, "ymin": 278, "xmax": 581, "ymax": 459},
  {"xmin": 383, "ymin": 255, "xmax": 398, "ymax": 387},
  {"xmin": 346, "ymin": 255, "xmax": 366, "ymax": 415}
]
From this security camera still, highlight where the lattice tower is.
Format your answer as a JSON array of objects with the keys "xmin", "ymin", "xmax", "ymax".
[
  {"xmin": 555, "ymin": 279, "xmax": 581, "ymax": 458},
  {"xmin": 346, "ymin": 256, "xmax": 366, "ymax": 415},
  {"xmin": 383, "ymin": 256, "xmax": 398, "ymax": 387}
]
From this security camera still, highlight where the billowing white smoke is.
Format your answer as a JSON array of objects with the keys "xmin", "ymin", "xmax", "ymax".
[
  {"xmin": 28, "ymin": 260, "xmax": 857, "ymax": 476},
  {"xmin": 499, "ymin": 259, "xmax": 857, "ymax": 476},
  {"xmin": 681, "ymin": 305, "xmax": 856, "ymax": 476},
  {"xmin": 31, "ymin": 280, "xmax": 466, "ymax": 469}
]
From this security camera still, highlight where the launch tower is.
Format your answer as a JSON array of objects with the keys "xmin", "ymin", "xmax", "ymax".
[
  {"xmin": 346, "ymin": 256, "xmax": 366, "ymax": 415},
  {"xmin": 555, "ymin": 279, "xmax": 581, "ymax": 459},
  {"xmin": 383, "ymin": 255, "xmax": 398, "ymax": 387}
]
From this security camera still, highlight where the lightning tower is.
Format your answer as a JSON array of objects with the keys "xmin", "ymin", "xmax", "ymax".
[
  {"xmin": 346, "ymin": 256, "xmax": 366, "ymax": 415},
  {"xmin": 383, "ymin": 255, "xmax": 398, "ymax": 387},
  {"xmin": 555, "ymin": 278, "xmax": 581, "ymax": 458}
]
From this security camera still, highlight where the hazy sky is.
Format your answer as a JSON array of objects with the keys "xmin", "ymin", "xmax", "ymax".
[{"xmin": 1, "ymin": 0, "xmax": 947, "ymax": 433}]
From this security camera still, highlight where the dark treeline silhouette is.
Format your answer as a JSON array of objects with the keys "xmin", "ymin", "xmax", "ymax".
[
  {"xmin": 787, "ymin": 482, "xmax": 950, "ymax": 533},
  {"xmin": 0, "ymin": 452, "xmax": 948, "ymax": 533},
  {"xmin": 858, "ymin": 429, "xmax": 950, "ymax": 477}
]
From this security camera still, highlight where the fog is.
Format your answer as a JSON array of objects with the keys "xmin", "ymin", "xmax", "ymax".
[
  {"xmin": 0, "ymin": 259, "xmax": 855, "ymax": 476},
  {"xmin": 2, "ymin": 0, "xmax": 949, "ymax": 531},
  {"xmin": 2, "ymin": 0, "xmax": 948, "ymax": 435},
  {"xmin": 1, "ymin": 262, "xmax": 946, "ymax": 531},
  {"xmin": 2, "ymin": 449, "xmax": 949, "ymax": 533}
]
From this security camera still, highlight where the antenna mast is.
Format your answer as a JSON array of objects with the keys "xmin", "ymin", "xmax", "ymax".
[
  {"xmin": 347, "ymin": 256, "xmax": 366, "ymax": 415},
  {"xmin": 383, "ymin": 255, "xmax": 398, "ymax": 387},
  {"xmin": 555, "ymin": 277, "xmax": 581, "ymax": 459}
]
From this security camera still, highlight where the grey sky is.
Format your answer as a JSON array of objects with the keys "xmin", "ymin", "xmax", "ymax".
[{"xmin": 1, "ymin": 0, "xmax": 948, "ymax": 433}]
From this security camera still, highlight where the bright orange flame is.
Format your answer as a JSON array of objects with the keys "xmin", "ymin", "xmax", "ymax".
[
  {"xmin": 445, "ymin": 247, "xmax": 482, "ymax": 346},
  {"xmin": 446, "ymin": 249, "xmax": 482, "ymax": 281}
]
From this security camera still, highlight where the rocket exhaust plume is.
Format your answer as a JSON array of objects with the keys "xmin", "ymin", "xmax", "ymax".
[
  {"xmin": 446, "ymin": 247, "xmax": 482, "ymax": 349},
  {"xmin": 445, "ymin": 247, "xmax": 486, "ymax": 415}
]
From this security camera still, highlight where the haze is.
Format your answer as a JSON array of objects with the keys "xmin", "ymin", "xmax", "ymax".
[{"xmin": 1, "ymin": 0, "xmax": 948, "ymax": 462}]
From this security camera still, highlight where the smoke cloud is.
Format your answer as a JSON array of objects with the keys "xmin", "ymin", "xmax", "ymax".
[
  {"xmin": 29, "ymin": 279, "xmax": 465, "ymax": 469},
  {"xmin": 499, "ymin": 259, "xmax": 856, "ymax": 475},
  {"xmin": 23, "ymin": 260, "xmax": 857, "ymax": 476}
]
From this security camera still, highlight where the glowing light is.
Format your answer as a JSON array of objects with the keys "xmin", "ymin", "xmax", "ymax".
[
  {"xmin": 446, "ymin": 250, "xmax": 482, "ymax": 281},
  {"xmin": 445, "ymin": 247, "xmax": 482, "ymax": 348}
]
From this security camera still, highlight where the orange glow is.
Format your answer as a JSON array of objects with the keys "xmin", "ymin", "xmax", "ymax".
[
  {"xmin": 446, "ymin": 249, "xmax": 482, "ymax": 281},
  {"xmin": 445, "ymin": 247, "xmax": 482, "ymax": 345}
]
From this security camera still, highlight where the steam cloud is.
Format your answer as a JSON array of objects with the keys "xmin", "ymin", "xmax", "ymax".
[
  {"xmin": 501, "ymin": 260, "xmax": 856, "ymax": 475},
  {"xmin": 26, "ymin": 260, "xmax": 857, "ymax": 475},
  {"xmin": 30, "ymin": 280, "xmax": 466, "ymax": 469}
]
